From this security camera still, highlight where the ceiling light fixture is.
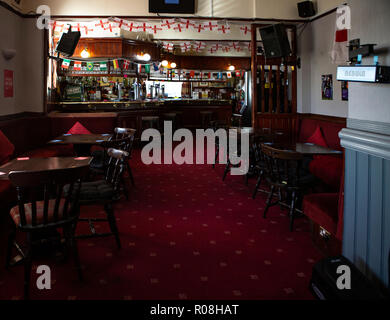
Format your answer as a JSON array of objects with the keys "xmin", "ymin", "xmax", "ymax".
[{"xmin": 80, "ymin": 47, "xmax": 90, "ymax": 59}]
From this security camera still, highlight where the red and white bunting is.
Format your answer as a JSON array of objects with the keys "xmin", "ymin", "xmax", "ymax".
[
  {"xmin": 137, "ymin": 22, "xmax": 151, "ymax": 32},
  {"xmin": 212, "ymin": 43, "xmax": 222, "ymax": 51},
  {"xmin": 71, "ymin": 23, "xmax": 82, "ymax": 32},
  {"xmin": 229, "ymin": 42, "xmax": 240, "ymax": 49},
  {"xmin": 180, "ymin": 19, "xmax": 195, "ymax": 29},
  {"xmin": 217, "ymin": 24, "xmax": 231, "ymax": 34},
  {"xmin": 148, "ymin": 24, "xmax": 163, "ymax": 34},
  {"xmin": 104, "ymin": 23, "xmax": 114, "ymax": 33},
  {"xmin": 163, "ymin": 42, "xmax": 174, "ymax": 52},
  {"xmin": 203, "ymin": 21, "xmax": 218, "ymax": 31},
  {"xmin": 222, "ymin": 46, "xmax": 231, "ymax": 53},
  {"xmin": 180, "ymin": 42, "xmax": 192, "ymax": 52},
  {"xmin": 247, "ymin": 42, "xmax": 251, "ymax": 51},
  {"xmin": 208, "ymin": 47, "xmax": 217, "ymax": 54},
  {"xmin": 240, "ymin": 25, "xmax": 252, "ymax": 35},
  {"xmin": 194, "ymin": 41, "xmax": 206, "ymax": 51},
  {"xmin": 161, "ymin": 19, "xmax": 175, "ymax": 30},
  {"xmin": 113, "ymin": 18, "xmax": 128, "ymax": 29},
  {"xmin": 49, "ymin": 21, "xmax": 65, "ymax": 33},
  {"xmin": 127, "ymin": 22, "xmax": 137, "ymax": 32},
  {"xmin": 82, "ymin": 25, "xmax": 94, "ymax": 36},
  {"xmin": 235, "ymin": 46, "xmax": 242, "ymax": 52},
  {"xmin": 192, "ymin": 23, "xmax": 204, "ymax": 33},
  {"xmin": 95, "ymin": 19, "xmax": 109, "ymax": 29},
  {"xmin": 173, "ymin": 23, "xmax": 183, "ymax": 33}
]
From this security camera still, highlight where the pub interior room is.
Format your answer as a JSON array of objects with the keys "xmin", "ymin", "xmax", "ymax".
[{"xmin": 0, "ymin": 0, "xmax": 389, "ymax": 303}]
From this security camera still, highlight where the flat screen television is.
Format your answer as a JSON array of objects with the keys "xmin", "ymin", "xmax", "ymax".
[{"xmin": 149, "ymin": 0, "xmax": 195, "ymax": 14}]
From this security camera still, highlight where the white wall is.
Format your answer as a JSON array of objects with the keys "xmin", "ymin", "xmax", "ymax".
[
  {"xmin": 0, "ymin": 5, "xmax": 44, "ymax": 116},
  {"xmin": 348, "ymin": 0, "xmax": 390, "ymax": 123},
  {"xmin": 0, "ymin": 5, "xmax": 23, "ymax": 115},
  {"xmin": 297, "ymin": 11, "xmax": 348, "ymax": 117},
  {"xmin": 22, "ymin": 0, "xmax": 340, "ymax": 19}
]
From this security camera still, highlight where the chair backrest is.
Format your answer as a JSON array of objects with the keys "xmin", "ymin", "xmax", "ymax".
[
  {"xmin": 105, "ymin": 148, "xmax": 129, "ymax": 193},
  {"xmin": 8, "ymin": 165, "xmax": 89, "ymax": 228},
  {"xmin": 113, "ymin": 127, "xmax": 136, "ymax": 153},
  {"xmin": 114, "ymin": 127, "xmax": 136, "ymax": 140},
  {"xmin": 261, "ymin": 143, "xmax": 303, "ymax": 187}
]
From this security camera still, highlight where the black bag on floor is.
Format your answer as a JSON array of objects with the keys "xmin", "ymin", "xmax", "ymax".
[{"xmin": 310, "ymin": 255, "xmax": 387, "ymax": 300}]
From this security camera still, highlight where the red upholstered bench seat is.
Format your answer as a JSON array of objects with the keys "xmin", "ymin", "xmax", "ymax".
[
  {"xmin": 303, "ymin": 193, "xmax": 339, "ymax": 235},
  {"xmin": 297, "ymin": 117, "xmax": 345, "ymax": 191},
  {"xmin": 309, "ymin": 155, "xmax": 343, "ymax": 190}
]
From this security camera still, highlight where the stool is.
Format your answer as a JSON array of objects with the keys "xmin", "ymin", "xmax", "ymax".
[
  {"xmin": 141, "ymin": 116, "xmax": 160, "ymax": 131},
  {"xmin": 162, "ymin": 113, "xmax": 178, "ymax": 131},
  {"xmin": 200, "ymin": 111, "xmax": 214, "ymax": 129}
]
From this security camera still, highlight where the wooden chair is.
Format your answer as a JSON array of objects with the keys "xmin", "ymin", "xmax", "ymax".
[
  {"xmin": 6, "ymin": 165, "xmax": 89, "ymax": 300},
  {"xmin": 91, "ymin": 128, "xmax": 136, "ymax": 189},
  {"xmin": 261, "ymin": 143, "xmax": 315, "ymax": 231},
  {"xmin": 75, "ymin": 148, "xmax": 128, "ymax": 248}
]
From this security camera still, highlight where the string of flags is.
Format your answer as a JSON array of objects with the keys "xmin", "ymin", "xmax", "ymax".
[
  {"xmin": 59, "ymin": 57, "xmax": 244, "ymax": 79},
  {"xmin": 162, "ymin": 41, "xmax": 250, "ymax": 53},
  {"xmin": 60, "ymin": 58, "xmax": 153, "ymax": 74},
  {"xmin": 50, "ymin": 18, "xmax": 252, "ymax": 37}
]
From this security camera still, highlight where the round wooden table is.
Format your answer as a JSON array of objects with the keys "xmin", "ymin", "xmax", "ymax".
[
  {"xmin": 47, "ymin": 134, "xmax": 112, "ymax": 156},
  {"xmin": 0, "ymin": 157, "xmax": 91, "ymax": 180}
]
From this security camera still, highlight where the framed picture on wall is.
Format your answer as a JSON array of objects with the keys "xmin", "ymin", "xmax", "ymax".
[
  {"xmin": 321, "ymin": 74, "xmax": 333, "ymax": 100},
  {"xmin": 341, "ymin": 81, "xmax": 348, "ymax": 101}
]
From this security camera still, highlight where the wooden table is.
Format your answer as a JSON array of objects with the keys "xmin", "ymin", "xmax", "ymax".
[
  {"xmin": 0, "ymin": 157, "xmax": 91, "ymax": 180},
  {"xmin": 48, "ymin": 134, "xmax": 112, "ymax": 156},
  {"xmin": 267, "ymin": 142, "xmax": 342, "ymax": 156}
]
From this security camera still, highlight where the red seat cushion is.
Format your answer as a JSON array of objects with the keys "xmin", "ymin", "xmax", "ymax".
[
  {"xmin": 67, "ymin": 122, "xmax": 92, "ymax": 135},
  {"xmin": 303, "ymin": 193, "xmax": 339, "ymax": 235},
  {"xmin": 309, "ymin": 155, "xmax": 343, "ymax": 190},
  {"xmin": 23, "ymin": 145, "xmax": 75, "ymax": 158},
  {"xmin": 0, "ymin": 130, "xmax": 15, "ymax": 165},
  {"xmin": 10, "ymin": 199, "xmax": 66, "ymax": 226},
  {"xmin": 307, "ymin": 126, "xmax": 328, "ymax": 148}
]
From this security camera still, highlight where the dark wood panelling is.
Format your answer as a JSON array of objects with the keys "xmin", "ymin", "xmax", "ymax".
[
  {"xmin": 298, "ymin": 113, "xmax": 347, "ymax": 125},
  {"xmin": 177, "ymin": 56, "xmax": 250, "ymax": 70},
  {"xmin": 53, "ymin": 38, "xmax": 159, "ymax": 60}
]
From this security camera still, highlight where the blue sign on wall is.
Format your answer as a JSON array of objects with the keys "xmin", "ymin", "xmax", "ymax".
[{"xmin": 165, "ymin": 0, "xmax": 179, "ymax": 4}]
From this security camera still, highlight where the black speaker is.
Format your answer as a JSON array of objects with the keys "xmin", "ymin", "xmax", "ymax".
[
  {"xmin": 55, "ymin": 26, "xmax": 81, "ymax": 57},
  {"xmin": 298, "ymin": 1, "xmax": 316, "ymax": 18},
  {"xmin": 259, "ymin": 24, "xmax": 291, "ymax": 59}
]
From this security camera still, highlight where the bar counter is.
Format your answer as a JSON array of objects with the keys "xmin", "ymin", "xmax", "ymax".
[{"xmin": 48, "ymin": 99, "xmax": 233, "ymax": 138}]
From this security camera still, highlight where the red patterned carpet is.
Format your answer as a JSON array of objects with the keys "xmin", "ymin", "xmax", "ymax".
[{"xmin": 0, "ymin": 149, "xmax": 323, "ymax": 300}]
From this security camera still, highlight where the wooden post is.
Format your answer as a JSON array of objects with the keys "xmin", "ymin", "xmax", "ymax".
[{"xmin": 251, "ymin": 24, "xmax": 258, "ymax": 129}]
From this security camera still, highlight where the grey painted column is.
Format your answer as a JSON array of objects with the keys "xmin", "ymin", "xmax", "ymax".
[{"xmin": 339, "ymin": 119, "xmax": 390, "ymax": 288}]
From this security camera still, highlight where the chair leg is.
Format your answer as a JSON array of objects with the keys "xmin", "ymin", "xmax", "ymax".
[
  {"xmin": 121, "ymin": 176, "xmax": 129, "ymax": 201},
  {"xmin": 213, "ymin": 145, "xmax": 219, "ymax": 168},
  {"xmin": 66, "ymin": 224, "xmax": 83, "ymax": 281},
  {"xmin": 105, "ymin": 204, "xmax": 121, "ymax": 249},
  {"xmin": 23, "ymin": 233, "xmax": 33, "ymax": 300},
  {"xmin": 289, "ymin": 191, "xmax": 297, "ymax": 232},
  {"xmin": 252, "ymin": 170, "xmax": 263, "ymax": 199},
  {"xmin": 222, "ymin": 159, "xmax": 231, "ymax": 181},
  {"xmin": 126, "ymin": 162, "xmax": 135, "ymax": 186},
  {"xmin": 263, "ymin": 185, "xmax": 275, "ymax": 218},
  {"xmin": 5, "ymin": 226, "xmax": 16, "ymax": 269}
]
